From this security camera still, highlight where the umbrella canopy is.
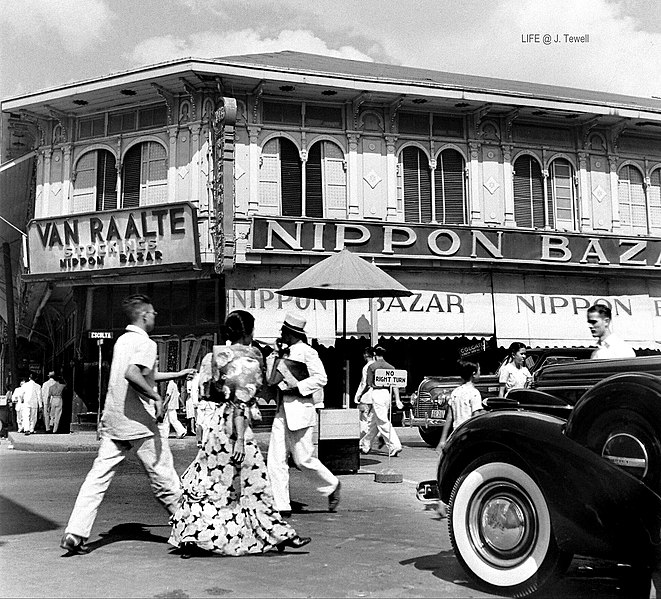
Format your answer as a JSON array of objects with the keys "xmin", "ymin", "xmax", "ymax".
[{"xmin": 276, "ymin": 249, "xmax": 412, "ymax": 300}]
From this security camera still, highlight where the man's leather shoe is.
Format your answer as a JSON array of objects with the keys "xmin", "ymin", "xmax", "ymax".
[
  {"xmin": 60, "ymin": 533, "xmax": 90, "ymax": 555},
  {"xmin": 279, "ymin": 510, "xmax": 292, "ymax": 518},
  {"xmin": 389, "ymin": 448, "xmax": 402, "ymax": 457},
  {"xmin": 276, "ymin": 535, "xmax": 311, "ymax": 552},
  {"xmin": 328, "ymin": 481, "xmax": 341, "ymax": 512}
]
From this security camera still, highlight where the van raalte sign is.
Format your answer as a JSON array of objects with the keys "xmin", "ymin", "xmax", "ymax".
[
  {"xmin": 26, "ymin": 202, "xmax": 199, "ymax": 278},
  {"xmin": 250, "ymin": 217, "xmax": 661, "ymax": 271}
]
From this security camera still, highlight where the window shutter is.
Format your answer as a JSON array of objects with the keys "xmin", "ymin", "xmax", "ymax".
[
  {"xmin": 122, "ymin": 145, "xmax": 142, "ymax": 208},
  {"xmin": 72, "ymin": 151, "xmax": 97, "ymax": 213},
  {"xmin": 258, "ymin": 139, "xmax": 280, "ymax": 209},
  {"xmin": 548, "ymin": 159, "xmax": 574, "ymax": 230},
  {"xmin": 618, "ymin": 165, "xmax": 647, "ymax": 234},
  {"xmin": 323, "ymin": 142, "xmax": 347, "ymax": 214},
  {"xmin": 305, "ymin": 143, "xmax": 323, "ymax": 218},
  {"xmin": 649, "ymin": 169, "xmax": 661, "ymax": 232},
  {"xmin": 141, "ymin": 142, "xmax": 167, "ymax": 205},
  {"xmin": 514, "ymin": 156, "xmax": 543, "ymax": 228},
  {"xmin": 96, "ymin": 150, "xmax": 117, "ymax": 211},
  {"xmin": 279, "ymin": 138, "xmax": 302, "ymax": 216},
  {"xmin": 403, "ymin": 147, "xmax": 431, "ymax": 223},
  {"xmin": 435, "ymin": 149, "xmax": 466, "ymax": 224}
]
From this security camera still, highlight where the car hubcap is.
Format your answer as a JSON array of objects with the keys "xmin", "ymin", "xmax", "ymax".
[
  {"xmin": 468, "ymin": 481, "xmax": 537, "ymax": 567},
  {"xmin": 602, "ymin": 432, "xmax": 648, "ymax": 479}
]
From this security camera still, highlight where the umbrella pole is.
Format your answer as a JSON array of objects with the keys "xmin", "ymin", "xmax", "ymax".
[{"xmin": 343, "ymin": 299, "xmax": 349, "ymax": 409}]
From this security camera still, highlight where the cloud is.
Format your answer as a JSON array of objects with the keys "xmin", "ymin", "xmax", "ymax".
[
  {"xmin": 0, "ymin": 0, "xmax": 115, "ymax": 53},
  {"xmin": 127, "ymin": 29, "xmax": 374, "ymax": 66}
]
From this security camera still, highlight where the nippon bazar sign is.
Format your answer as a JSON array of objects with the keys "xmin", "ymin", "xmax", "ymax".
[
  {"xmin": 250, "ymin": 217, "xmax": 661, "ymax": 270},
  {"xmin": 27, "ymin": 202, "xmax": 199, "ymax": 276}
]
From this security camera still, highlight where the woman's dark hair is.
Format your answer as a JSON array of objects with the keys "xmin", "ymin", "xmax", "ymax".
[
  {"xmin": 457, "ymin": 360, "xmax": 478, "ymax": 381},
  {"xmin": 503, "ymin": 342, "xmax": 527, "ymax": 365},
  {"xmin": 221, "ymin": 310, "xmax": 255, "ymax": 343}
]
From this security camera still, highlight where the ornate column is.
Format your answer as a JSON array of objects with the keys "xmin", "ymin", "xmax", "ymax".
[
  {"xmin": 469, "ymin": 142, "xmax": 482, "ymax": 223},
  {"xmin": 62, "ymin": 144, "xmax": 73, "ymax": 215},
  {"xmin": 346, "ymin": 132, "xmax": 361, "ymax": 216},
  {"xmin": 501, "ymin": 144, "xmax": 515, "ymax": 226},
  {"xmin": 385, "ymin": 135, "xmax": 398, "ymax": 220},
  {"xmin": 577, "ymin": 152, "xmax": 591, "ymax": 230},
  {"xmin": 541, "ymin": 168, "xmax": 550, "ymax": 227},
  {"xmin": 189, "ymin": 123, "xmax": 202, "ymax": 204},
  {"xmin": 168, "ymin": 126, "xmax": 178, "ymax": 203},
  {"xmin": 299, "ymin": 148, "xmax": 308, "ymax": 216},
  {"xmin": 608, "ymin": 155, "xmax": 620, "ymax": 230},
  {"xmin": 247, "ymin": 126, "xmax": 261, "ymax": 214},
  {"xmin": 429, "ymin": 158, "xmax": 437, "ymax": 222},
  {"xmin": 42, "ymin": 148, "xmax": 52, "ymax": 218}
]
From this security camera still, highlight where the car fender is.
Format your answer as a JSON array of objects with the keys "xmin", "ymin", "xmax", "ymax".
[{"xmin": 439, "ymin": 410, "xmax": 661, "ymax": 560}]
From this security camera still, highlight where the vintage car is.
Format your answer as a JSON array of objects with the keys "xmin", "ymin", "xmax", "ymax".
[
  {"xmin": 416, "ymin": 355, "xmax": 661, "ymax": 597},
  {"xmin": 404, "ymin": 347, "xmax": 593, "ymax": 446}
]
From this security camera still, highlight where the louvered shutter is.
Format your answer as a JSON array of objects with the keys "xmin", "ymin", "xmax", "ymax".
[
  {"xmin": 531, "ymin": 159, "xmax": 544, "ymax": 228},
  {"xmin": 618, "ymin": 165, "xmax": 647, "ymax": 234},
  {"xmin": 141, "ymin": 142, "xmax": 167, "ymax": 205},
  {"xmin": 323, "ymin": 142, "xmax": 347, "ymax": 215},
  {"xmin": 548, "ymin": 159, "xmax": 574, "ymax": 230},
  {"xmin": 403, "ymin": 147, "xmax": 431, "ymax": 223},
  {"xmin": 259, "ymin": 139, "xmax": 280, "ymax": 209},
  {"xmin": 73, "ymin": 151, "xmax": 97, "ymax": 213},
  {"xmin": 403, "ymin": 148, "xmax": 420, "ymax": 223},
  {"xmin": 122, "ymin": 145, "xmax": 141, "ymax": 208},
  {"xmin": 649, "ymin": 169, "xmax": 661, "ymax": 232},
  {"xmin": 96, "ymin": 150, "xmax": 117, "ymax": 211},
  {"xmin": 435, "ymin": 149, "xmax": 466, "ymax": 224},
  {"xmin": 305, "ymin": 142, "xmax": 323, "ymax": 218},
  {"xmin": 280, "ymin": 138, "xmax": 302, "ymax": 216}
]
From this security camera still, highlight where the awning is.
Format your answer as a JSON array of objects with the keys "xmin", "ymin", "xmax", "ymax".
[{"xmin": 492, "ymin": 272, "xmax": 661, "ymax": 350}]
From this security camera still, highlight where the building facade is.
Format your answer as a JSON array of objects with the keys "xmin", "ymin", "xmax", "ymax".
[{"xmin": 2, "ymin": 51, "xmax": 661, "ymax": 413}]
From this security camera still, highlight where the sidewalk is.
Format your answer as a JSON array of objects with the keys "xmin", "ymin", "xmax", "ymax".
[{"xmin": 5, "ymin": 429, "xmax": 274, "ymax": 453}]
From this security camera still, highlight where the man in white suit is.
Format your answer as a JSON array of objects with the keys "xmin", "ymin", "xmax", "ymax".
[
  {"xmin": 22, "ymin": 373, "xmax": 42, "ymax": 435},
  {"xmin": 41, "ymin": 371, "xmax": 57, "ymax": 432},
  {"xmin": 267, "ymin": 313, "xmax": 341, "ymax": 516}
]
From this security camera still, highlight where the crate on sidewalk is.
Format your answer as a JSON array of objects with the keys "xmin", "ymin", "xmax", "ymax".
[{"xmin": 318, "ymin": 408, "xmax": 360, "ymax": 474}]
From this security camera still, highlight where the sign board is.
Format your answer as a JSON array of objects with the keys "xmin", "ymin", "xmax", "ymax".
[
  {"xmin": 88, "ymin": 331, "xmax": 113, "ymax": 340},
  {"xmin": 374, "ymin": 368, "xmax": 407, "ymax": 388}
]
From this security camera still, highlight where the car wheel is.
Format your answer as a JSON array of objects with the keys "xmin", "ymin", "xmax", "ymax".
[
  {"xmin": 579, "ymin": 408, "xmax": 661, "ymax": 489},
  {"xmin": 418, "ymin": 426, "xmax": 442, "ymax": 447},
  {"xmin": 448, "ymin": 456, "xmax": 571, "ymax": 597}
]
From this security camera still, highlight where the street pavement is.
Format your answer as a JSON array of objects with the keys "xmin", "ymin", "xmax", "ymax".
[{"xmin": 0, "ymin": 427, "xmax": 649, "ymax": 598}]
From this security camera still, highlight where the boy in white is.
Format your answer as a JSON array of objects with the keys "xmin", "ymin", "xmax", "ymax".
[{"xmin": 437, "ymin": 360, "xmax": 484, "ymax": 452}]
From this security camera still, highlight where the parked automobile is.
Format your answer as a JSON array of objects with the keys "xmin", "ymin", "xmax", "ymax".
[
  {"xmin": 416, "ymin": 355, "xmax": 661, "ymax": 597},
  {"xmin": 403, "ymin": 347, "xmax": 592, "ymax": 446}
]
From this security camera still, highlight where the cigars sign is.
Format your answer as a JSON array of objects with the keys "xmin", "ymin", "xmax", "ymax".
[
  {"xmin": 27, "ymin": 202, "xmax": 199, "ymax": 277},
  {"xmin": 250, "ymin": 217, "xmax": 661, "ymax": 270}
]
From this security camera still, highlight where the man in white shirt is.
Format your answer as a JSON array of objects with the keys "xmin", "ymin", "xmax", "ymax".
[
  {"xmin": 587, "ymin": 303, "xmax": 636, "ymax": 359},
  {"xmin": 22, "ymin": 374, "xmax": 42, "ymax": 435}
]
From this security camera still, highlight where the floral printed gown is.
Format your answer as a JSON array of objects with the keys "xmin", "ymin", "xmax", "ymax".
[{"xmin": 169, "ymin": 344, "xmax": 297, "ymax": 555}]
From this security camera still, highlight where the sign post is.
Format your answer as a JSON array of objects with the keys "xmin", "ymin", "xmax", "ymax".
[
  {"xmin": 88, "ymin": 331, "xmax": 113, "ymax": 439},
  {"xmin": 373, "ymin": 368, "xmax": 407, "ymax": 484}
]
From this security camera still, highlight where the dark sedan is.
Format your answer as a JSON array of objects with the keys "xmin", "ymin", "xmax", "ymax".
[{"xmin": 417, "ymin": 355, "xmax": 661, "ymax": 597}]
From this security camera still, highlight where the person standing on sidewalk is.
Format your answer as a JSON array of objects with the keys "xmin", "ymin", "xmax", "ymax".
[
  {"xmin": 22, "ymin": 373, "xmax": 42, "ymax": 435},
  {"xmin": 358, "ymin": 345, "xmax": 403, "ymax": 457},
  {"xmin": 47, "ymin": 375, "xmax": 66, "ymax": 434},
  {"xmin": 41, "ymin": 371, "xmax": 56, "ymax": 433},
  {"xmin": 162, "ymin": 379, "xmax": 187, "ymax": 439},
  {"xmin": 12, "ymin": 378, "xmax": 26, "ymax": 433},
  {"xmin": 60, "ymin": 294, "xmax": 194, "ymax": 555},
  {"xmin": 266, "ymin": 313, "xmax": 341, "ymax": 517}
]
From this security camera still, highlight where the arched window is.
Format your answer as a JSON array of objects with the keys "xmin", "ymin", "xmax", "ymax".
[
  {"xmin": 434, "ymin": 149, "xmax": 466, "ymax": 224},
  {"xmin": 546, "ymin": 158, "xmax": 576, "ymax": 230},
  {"xmin": 400, "ymin": 146, "xmax": 431, "ymax": 223},
  {"xmin": 258, "ymin": 137, "xmax": 302, "ymax": 216},
  {"xmin": 618, "ymin": 165, "xmax": 646, "ymax": 234},
  {"xmin": 122, "ymin": 141, "xmax": 167, "ymax": 208},
  {"xmin": 305, "ymin": 141, "xmax": 347, "ymax": 219},
  {"xmin": 513, "ymin": 155, "xmax": 544, "ymax": 228},
  {"xmin": 72, "ymin": 149, "xmax": 117, "ymax": 213}
]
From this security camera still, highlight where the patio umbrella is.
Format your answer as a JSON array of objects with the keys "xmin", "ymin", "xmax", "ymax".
[
  {"xmin": 276, "ymin": 249, "xmax": 412, "ymax": 407},
  {"xmin": 276, "ymin": 248, "xmax": 411, "ymax": 300}
]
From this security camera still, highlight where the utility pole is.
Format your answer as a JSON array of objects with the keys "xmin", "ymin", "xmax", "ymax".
[{"xmin": 3, "ymin": 242, "xmax": 18, "ymax": 391}]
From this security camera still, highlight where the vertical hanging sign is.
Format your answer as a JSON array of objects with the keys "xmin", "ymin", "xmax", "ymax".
[{"xmin": 211, "ymin": 96, "xmax": 237, "ymax": 274}]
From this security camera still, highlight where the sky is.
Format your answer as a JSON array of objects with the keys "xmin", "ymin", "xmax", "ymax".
[{"xmin": 0, "ymin": 0, "xmax": 660, "ymax": 102}]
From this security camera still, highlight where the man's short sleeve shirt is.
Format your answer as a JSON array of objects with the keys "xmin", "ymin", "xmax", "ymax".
[
  {"xmin": 591, "ymin": 334, "xmax": 636, "ymax": 359},
  {"xmin": 99, "ymin": 325, "xmax": 158, "ymax": 440},
  {"xmin": 450, "ymin": 382, "xmax": 482, "ymax": 428}
]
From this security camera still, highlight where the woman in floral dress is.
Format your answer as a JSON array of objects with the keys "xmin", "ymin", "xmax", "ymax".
[{"xmin": 169, "ymin": 310, "xmax": 311, "ymax": 558}]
